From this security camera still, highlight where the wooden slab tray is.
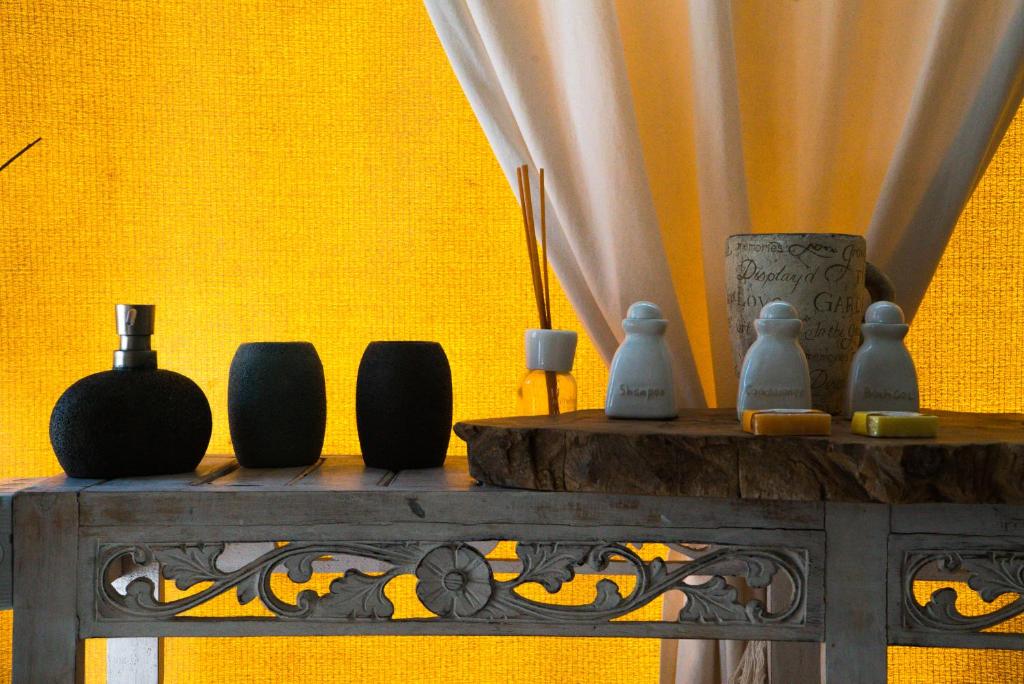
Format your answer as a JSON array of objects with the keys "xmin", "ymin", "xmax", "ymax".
[{"xmin": 454, "ymin": 409, "xmax": 1024, "ymax": 504}]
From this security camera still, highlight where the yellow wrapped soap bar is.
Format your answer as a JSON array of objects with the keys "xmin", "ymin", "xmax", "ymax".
[
  {"xmin": 742, "ymin": 409, "xmax": 831, "ymax": 436},
  {"xmin": 851, "ymin": 411, "xmax": 938, "ymax": 438}
]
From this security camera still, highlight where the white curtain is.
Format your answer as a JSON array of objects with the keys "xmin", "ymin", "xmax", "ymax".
[{"xmin": 425, "ymin": 0, "xmax": 1024, "ymax": 682}]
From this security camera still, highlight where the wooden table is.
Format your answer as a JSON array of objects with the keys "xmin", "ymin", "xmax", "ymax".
[{"xmin": 3, "ymin": 410, "xmax": 1024, "ymax": 683}]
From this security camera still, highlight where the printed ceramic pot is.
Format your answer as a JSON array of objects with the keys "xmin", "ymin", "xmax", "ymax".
[{"xmin": 725, "ymin": 233, "xmax": 893, "ymax": 414}]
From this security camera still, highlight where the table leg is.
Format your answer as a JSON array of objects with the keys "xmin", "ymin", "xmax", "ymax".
[
  {"xmin": 823, "ymin": 503, "xmax": 888, "ymax": 683},
  {"xmin": 13, "ymin": 490, "xmax": 84, "ymax": 683},
  {"xmin": 768, "ymin": 570, "xmax": 821, "ymax": 682},
  {"xmin": 107, "ymin": 636, "xmax": 162, "ymax": 683},
  {"xmin": 107, "ymin": 559, "xmax": 163, "ymax": 684}
]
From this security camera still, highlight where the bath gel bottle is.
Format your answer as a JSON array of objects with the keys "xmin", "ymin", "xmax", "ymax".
[
  {"xmin": 49, "ymin": 304, "xmax": 213, "ymax": 478},
  {"xmin": 736, "ymin": 301, "xmax": 811, "ymax": 420},
  {"xmin": 605, "ymin": 301, "xmax": 677, "ymax": 420},
  {"xmin": 845, "ymin": 301, "xmax": 919, "ymax": 418}
]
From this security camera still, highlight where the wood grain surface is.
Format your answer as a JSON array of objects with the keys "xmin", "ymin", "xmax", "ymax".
[{"xmin": 455, "ymin": 409, "xmax": 1024, "ymax": 503}]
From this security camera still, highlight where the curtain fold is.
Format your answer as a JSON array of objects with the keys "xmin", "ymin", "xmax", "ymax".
[
  {"xmin": 684, "ymin": 0, "xmax": 751, "ymax": 405},
  {"xmin": 866, "ymin": 1, "xmax": 1024, "ymax": 316},
  {"xmin": 426, "ymin": 1, "xmax": 1024, "ymax": 681},
  {"xmin": 425, "ymin": 0, "xmax": 706, "ymax": 409}
]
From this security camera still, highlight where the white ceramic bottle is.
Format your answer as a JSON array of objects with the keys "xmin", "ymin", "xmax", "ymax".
[
  {"xmin": 736, "ymin": 301, "xmax": 811, "ymax": 420},
  {"xmin": 605, "ymin": 301, "xmax": 677, "ymax": 420},
  {"xmin": 845, "ymin": 301, "xmax": 919, "ymax": 418}
]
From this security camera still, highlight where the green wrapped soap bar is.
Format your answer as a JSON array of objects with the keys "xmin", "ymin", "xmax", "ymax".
[{"xmin": 851, "ymin": 411, "xmax": 938, "ymax": 438}]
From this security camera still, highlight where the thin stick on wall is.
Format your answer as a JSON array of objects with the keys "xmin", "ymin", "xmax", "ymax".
[{"xmin": 0, "ymin": 138, "xmax": 42, "ymax": 174}]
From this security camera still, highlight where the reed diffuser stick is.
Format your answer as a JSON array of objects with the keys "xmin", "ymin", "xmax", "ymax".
[
  {"xmin": 520, "ymin": 168, "xmax": 550, "ymax": 329},
  {"xmin": 517, "ymin": 168, "xmax": 544, "ymax": 328},
  {"xmin": 540, "ymin": 169, "xmax": 551, "ymax": 325},
  {"xmin": 538, "ymin": 168, "xmax": 559, "ymax": 415},
  {"xmin": 516, "ymin": 164, "xmax": 559, "ymax": 415}
]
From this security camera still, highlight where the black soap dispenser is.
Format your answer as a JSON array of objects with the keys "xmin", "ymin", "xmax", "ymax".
[{"xmin": 49, "ymin": 304, "xmax": 213, "ymax": 478}]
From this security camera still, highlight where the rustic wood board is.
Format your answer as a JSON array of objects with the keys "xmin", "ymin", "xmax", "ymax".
[{"xmin": 454, "ymin": 409, "xmax": 1024, "ymax": 503}]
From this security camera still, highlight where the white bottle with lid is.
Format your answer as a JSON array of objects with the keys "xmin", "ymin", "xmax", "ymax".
[
  {"xmin": 605, "ymin": 301, "xmax": 677, "ymax": 420},
  {"xmin": 736, "ymin": 301, "xmax": 811, "ymax": 420},
  {"xmin": 516, "ymin": 329, "xmax": 578, "ymax": 416},
  {"xmin": 845, "ymin": 301, "xmax": 919, "ymax": 418}
]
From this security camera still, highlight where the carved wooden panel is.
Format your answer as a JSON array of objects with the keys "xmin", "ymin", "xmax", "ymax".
[
  {"xmin": 890, "ymin": 534, "xmax": 1024, "ymax": 649},
  {"xmin": 93, "ymin": 538, "xmax": 819, "ymax": 640}
]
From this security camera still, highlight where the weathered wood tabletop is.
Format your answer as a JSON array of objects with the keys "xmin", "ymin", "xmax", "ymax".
[{"xmin": 457, "ymin": 409, "xmax": 1024, "ymax": 503}]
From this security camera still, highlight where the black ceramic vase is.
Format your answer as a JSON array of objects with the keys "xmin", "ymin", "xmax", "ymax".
[
  {"xmin": 49, "ymin": 304, "xmax": 212, "ymax": 479},
  {"xmin": 356, "ymin": 341, "xmax": 452, "ymax": 470},
  {"xmin": 228, "ymin": 342, "xmax": 326, "ymax": 468}
]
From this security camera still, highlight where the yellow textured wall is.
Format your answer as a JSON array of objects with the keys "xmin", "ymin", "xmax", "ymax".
[
  {"xmin": 908, "ymin": 105, "xmax": 1024, "ymax": 415},
  {"xmin": 0, "ymin": 1, "xmax": 1022, "ymax": 682},
  {"xmin": 893, "ymin": 98, "xmax": 1024, "ymax": 684}
]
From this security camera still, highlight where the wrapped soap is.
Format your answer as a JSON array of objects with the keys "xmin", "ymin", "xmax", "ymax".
[
  {"xmin": 851, "ymin": 411, "xmax": 938, "ymax": 438},
  {"xmin": 742, "ymin": 409, "xmax": 831, "ymax": 436}
]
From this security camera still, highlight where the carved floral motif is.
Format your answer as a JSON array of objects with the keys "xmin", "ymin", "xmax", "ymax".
[
  {"xmin": 98, "ymin": 540, "xmax": 807, "ymax": 627},
  {"xmin": 415, "ymin": 544, "xmax": 493, "ymax": 618}
]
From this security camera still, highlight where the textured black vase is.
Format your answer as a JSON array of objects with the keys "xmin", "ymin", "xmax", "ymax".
[
  {"xmin": 49, "ymin": 304, "xmax": 212, "ymax": 479},
  {"xmin": 356, "ymin": 341, "xmax": 452, "ymax": 470},
  {"xmin": 229, "ymin": 342, "xmax": 326, "ymax": 468}
]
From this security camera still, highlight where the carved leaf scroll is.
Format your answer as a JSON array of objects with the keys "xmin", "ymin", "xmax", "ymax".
[
  {"xmin": 283, "ymin": 552, "xmax": 321, "ymax": 584},
  {"xmin": 121, "ymin": 578, "xmax": 161, "ymax": 612},
  {"xmin": 740, "ymin": 556, "xmax": 777, "ymax": 589},
  {"xmin": 963, "ymin": 554, "xmax": 1024, "ymax": 603},
  {"xmin": 514, "ymin": 543, "xmax": 590, "ymax": 592},
  {"xmin": 679, "ymin": 577, "xmax": 750, "ymax": 624},
  {"xmin": 300, "ymin": 571, "xmax": 395, "ymax": 619},
  {"xmin": 155, "ymin": 544, "xmax": 223, "ymax": 590},
  {"xmin": 235, "ymin": 575, "xmax": 260, "ymax": 605},
  {"xmin": 591, "ymin": 579, "xmax": 625, "ymax": 611},
  {"xmin": 903, "ymin": 550, "xmax": 1024, "ymax": 634}
]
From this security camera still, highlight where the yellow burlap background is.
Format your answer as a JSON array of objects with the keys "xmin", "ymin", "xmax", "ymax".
[{"xmin": 1, "ymin": 1, "xmax": 1022, "ymax": 681}]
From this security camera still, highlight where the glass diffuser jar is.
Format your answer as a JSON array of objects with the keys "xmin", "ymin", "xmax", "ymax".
[{"xmin": 516, "ymin": 329, "xmax": 578, "ymax": 416}]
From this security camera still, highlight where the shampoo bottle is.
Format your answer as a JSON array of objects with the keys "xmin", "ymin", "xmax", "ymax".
[{"xmin": 605, "ymin": 301, "xmax": 677, "ymax": 420}]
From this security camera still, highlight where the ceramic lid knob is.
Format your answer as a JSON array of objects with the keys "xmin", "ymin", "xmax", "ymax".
[
  {"xmin": 758, "ymin": 301, "xmax": 799, "ymax": 320},
  {"xmin": 626, "ymin": 301, "xmax": 663, "ymax": 320},
  {"xmin": 865, "ymin": 300, "xmax": 905, "ymax": 324}
]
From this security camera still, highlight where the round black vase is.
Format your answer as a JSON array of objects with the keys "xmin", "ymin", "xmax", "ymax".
[
  {"xmin": 50, "ymin": 369, "xmax": 212, "ymax": 479},
  {"xmin": 356, "ymin": 341, "xmax": 452, "ymax": 470},
  {"xmin": 228, "ymin": 342, "xmax": 326, "ymax": 468}
]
